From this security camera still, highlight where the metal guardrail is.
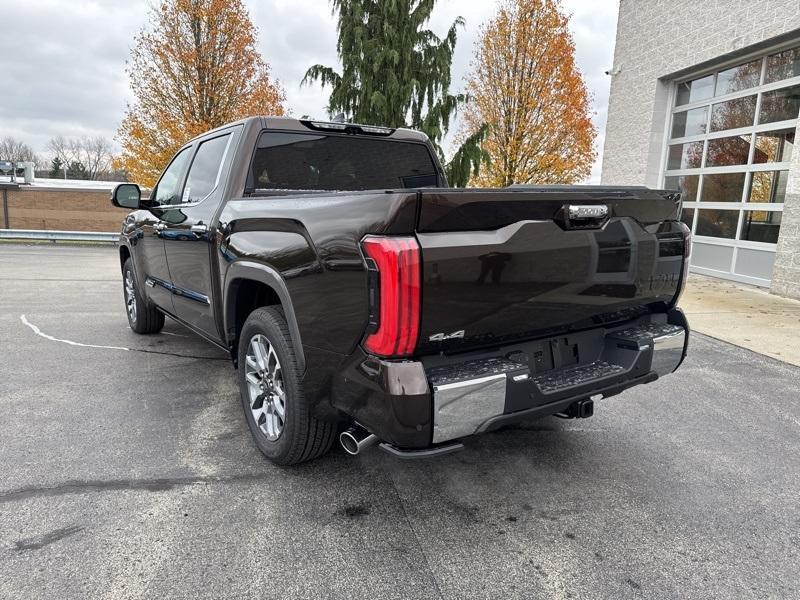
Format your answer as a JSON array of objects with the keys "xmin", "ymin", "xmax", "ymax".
[{"xmin": 0, "ymin": 229, "xmax": 119, "ymax": 243}]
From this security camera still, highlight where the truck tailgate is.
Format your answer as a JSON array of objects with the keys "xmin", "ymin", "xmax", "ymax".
[{"xmin": 415, "ymin": 187, "xmax": 686, "ymax": 354}]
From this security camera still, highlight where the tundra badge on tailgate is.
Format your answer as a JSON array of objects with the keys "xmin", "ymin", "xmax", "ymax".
[{"xmin": 568, "ymin": 205, "xmax": 608, "ymax": 219}]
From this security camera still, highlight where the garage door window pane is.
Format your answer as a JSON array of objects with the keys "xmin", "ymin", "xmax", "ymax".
[
  {"xmin": 748, "ymin": 171, "xmax": 787, "ymax": 203},
  {"xmin": 671, "ymin": 107, "xmax": 708, "ymax": 138},
  {"xmin": 664, "ymin": 175, "xmax": 700, "ymax": 202},
  {"xmin": 680, "ymin": 207, "xmax": 695, "ymax": 230},
  {"xmin": 715, "ymin": 60, "xmax": 762, "ymax": 96},
  {"xmin": 710, "ymin": 95, "xmax": 756, "ymax": 131},
  {"xmin": 753, "ymin": 129, "xmax": 794, "ymax": 163},
  {"xmin": 741, "ymin": 210, "xmax": 781, "ymax": 243},
  {"xmin": 676, "ymin": 74, "xmax": 714, "ymax": 106},
  {"xmin": 759, "ymin": 84, "xmax": 800, "ymax": 124},
  {"xmin": 667, "ymin": 142, "xmax": 704, "ymax": 169},
  {"xmin": 696, "ymin": 210, "xmax": 739, "ymax": 238},
  {"xmin": 765, "ymin": 47, "xmax": 800, "ymax": 84},
  {"xmin": 701, "ymin": 173, "xmax": 746, "ymax": 202},
  {"xmin": 705, "ymin": 135, "xmax": 751, "ymax": 166}
]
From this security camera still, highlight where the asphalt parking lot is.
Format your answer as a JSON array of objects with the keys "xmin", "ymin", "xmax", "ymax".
[{"xmin": 1, "ymin": 244, "xmax": 799, "ymax": 599}]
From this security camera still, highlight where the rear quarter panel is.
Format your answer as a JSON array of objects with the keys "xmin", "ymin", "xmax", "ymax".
[{"xmin": 216, "ymin": 191, "xmax": 417, "ymax": 355}]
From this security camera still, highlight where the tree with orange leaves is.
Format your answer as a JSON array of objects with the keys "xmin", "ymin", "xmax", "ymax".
[
  {"xmin": 116, "ymin": 0, "xmax": 286, "ymax": 186},
  {"xmin": 461, "ymin": 0, "xmax": 595, "ymax": 187}
]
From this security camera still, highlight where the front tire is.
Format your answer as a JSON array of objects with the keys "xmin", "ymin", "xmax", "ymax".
[
  {"xmin": 237, "ymin": 307, "xmax": 335, "ymax": 465},
  {"xmin": 122, "ymin": 258, "xmax": 164, "ymax": 334}
]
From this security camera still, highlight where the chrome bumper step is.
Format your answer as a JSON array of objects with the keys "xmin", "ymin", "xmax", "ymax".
[
  {"xmin": 532, "ymin": 360, "xmax": 625, "ymax": 394},
  {"xmin": 425, "ymin": 318, "xmax": 688, "ymax": 444}
]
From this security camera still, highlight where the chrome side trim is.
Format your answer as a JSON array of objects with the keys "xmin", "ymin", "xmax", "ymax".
[
  {"xmin": 652, "ymin": 328, "xmax": 686, "ymax": 376},
  {"xmin": 432, "ymin": 373, "xmax": 506, "ymax": 444},
  {"xmin": 144, "ymin": 276, "xmax": 210, "ymax": 305}
]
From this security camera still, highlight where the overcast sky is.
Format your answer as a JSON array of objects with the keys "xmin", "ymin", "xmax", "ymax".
[{"xmin": 0, "ymin": 0, "xmax": 618, "ymax": 182}]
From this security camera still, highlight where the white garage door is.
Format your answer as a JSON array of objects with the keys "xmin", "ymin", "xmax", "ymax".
[{"xmin": 663, "ymin": 44, "xmax": 799, "ymax": 287}]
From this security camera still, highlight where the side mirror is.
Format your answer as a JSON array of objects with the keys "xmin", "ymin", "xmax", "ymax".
[{"xmin": 112, "ymin": 183, "xmax": 141, "ymax": 209}]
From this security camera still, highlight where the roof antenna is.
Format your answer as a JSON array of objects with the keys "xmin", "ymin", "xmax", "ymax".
[{"xmin": 332, "ymin": 112, "xmax": 347, "ymax": 123}]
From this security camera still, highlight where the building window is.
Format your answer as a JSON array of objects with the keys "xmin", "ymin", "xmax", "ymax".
[
  {"xmin": 765, "ymin": 47, "xmax": 800, "ymax": 83},
  {"xmin": 664, "ymin": 44, "xmax": 800, "ymax": 251},
  {"xmin": 741, "ymin": 210, "xmax": 782, "ymax": 243}
]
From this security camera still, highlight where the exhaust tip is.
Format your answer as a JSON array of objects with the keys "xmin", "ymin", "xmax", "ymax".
[
  {"xmin": 339, "ymin": 430, "xmax": 360, "ymax": 455},
  {"xmin": 339, "ymin": 427, "xmax": 378, "ymax": 456}
]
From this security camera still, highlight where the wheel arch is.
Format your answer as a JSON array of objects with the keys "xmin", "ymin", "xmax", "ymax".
[
  {"xmin": 119, "ymin": 243, "xmax": 132, "ymax": 272},
  {"xmin": 224, "ymin": 261, "xmax": 306, "ymax": 373}
]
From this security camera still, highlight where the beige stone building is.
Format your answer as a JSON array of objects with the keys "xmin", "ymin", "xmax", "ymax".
[{"xmin": 602, "ymin": 0, "xmax": 800, "ymax": 299}]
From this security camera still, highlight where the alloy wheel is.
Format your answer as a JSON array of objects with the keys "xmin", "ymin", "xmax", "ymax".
[
  {"xmin": 244, "ymin": 334, "xmax": 286, "ymax": 441},
  {"xmin": 124, "ymin": 270, "xmax": 137, "ymax": 324}
]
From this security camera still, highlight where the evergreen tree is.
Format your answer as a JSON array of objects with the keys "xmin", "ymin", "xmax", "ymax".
[
  {"xmin": 49, "ymin": 157, "xmax": 64, "ymax": 178},
  {"xmin": 303, "ymin": 0, "xmax": 486, "ymax": 186},
  {"xmin": 66, "ymin": 161, "xmax": 89, "ymax": 180}
]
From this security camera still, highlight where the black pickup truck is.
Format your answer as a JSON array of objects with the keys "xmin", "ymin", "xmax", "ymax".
[{"xmin": 112, "ymin": 116, "xmax": 690, "ymax": 465}]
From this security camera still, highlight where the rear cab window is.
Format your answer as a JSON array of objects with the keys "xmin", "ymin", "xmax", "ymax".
[{"xmin": 248, "ymin": 132, "xmax": 440, "ymax": 191}]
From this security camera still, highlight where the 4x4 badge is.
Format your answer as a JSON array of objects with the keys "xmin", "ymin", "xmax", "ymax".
[{"xmin": 429, "ymin": 330, "xmax": 465, "ymax": 342}]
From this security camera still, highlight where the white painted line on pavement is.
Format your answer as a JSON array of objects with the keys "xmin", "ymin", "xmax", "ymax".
[{"xmin": 20, "ymin": 314, "xmax": 131, "ymax": 352}]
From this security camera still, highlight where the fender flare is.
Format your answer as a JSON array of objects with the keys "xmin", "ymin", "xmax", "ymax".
[{"xmin": 223, "ymin": 260, "xmax": 306, "ymax": 372}]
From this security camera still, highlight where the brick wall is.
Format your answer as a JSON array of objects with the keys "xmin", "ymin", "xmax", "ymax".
[{"xmin": 3, "ymin": 186, "xmax": 130, "ymax": 232}]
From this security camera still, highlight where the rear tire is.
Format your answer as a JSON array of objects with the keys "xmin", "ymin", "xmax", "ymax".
[
  {"xmin": 122, "ymin": 258, "xmax": 164, "ymax": 334},
  {"xmin": 237, "ymin": 307, "xmax": 335, "ymax": 465}
]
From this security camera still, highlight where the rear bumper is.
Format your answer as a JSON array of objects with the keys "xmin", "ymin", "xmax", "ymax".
[{"xmin": 331, "ymin": 308, "xmax": 689, "ymax": 449}]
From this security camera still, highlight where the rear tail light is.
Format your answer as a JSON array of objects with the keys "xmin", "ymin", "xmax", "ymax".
[
  {"xmin": 684, "ymin": 228, "xmax": 692, "ymax": 260},
  {"xmin": 360, "ymin": 235, "xmax": 421, "ymax": 357},
  {"xmin": 674, "ymin": 224, "xmax": 692, "ymax": 306}
]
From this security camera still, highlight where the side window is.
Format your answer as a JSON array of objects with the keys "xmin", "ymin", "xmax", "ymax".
[
  {"xmin": 153, "ymin": 148, "xmax": 191, "ymax": 206},
  {"xmin": 182, "ymin": 134, "xmax": 231, "ymax": 204}
]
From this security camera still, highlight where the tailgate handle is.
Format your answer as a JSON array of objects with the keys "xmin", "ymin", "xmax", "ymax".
[{"xmin": 556, "ymin": 204, "xmax": 609, "ymax": 230}]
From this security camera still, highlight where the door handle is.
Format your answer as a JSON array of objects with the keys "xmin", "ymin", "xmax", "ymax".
[{"xmin": 191, "ymin": 224, "xmax": 209, "ymax": 236}]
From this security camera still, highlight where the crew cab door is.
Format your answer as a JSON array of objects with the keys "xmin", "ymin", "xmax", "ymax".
[
  {"xmin": 161, "ymin": 129, "xmax": 237, "ymax": 341},
  {"xmin": 137, "ymin": 147, "xmax": 192, "ymax": 312}
]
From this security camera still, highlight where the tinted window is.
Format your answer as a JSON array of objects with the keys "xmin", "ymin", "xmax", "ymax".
[
  {"xmin": 759, "ymin": 84, "xmax": 800, "ymax": 124},
  {"xmin": 667, "ymin": 142, "xmax": 704, "ymax": 169},
  {"xmin": 676, "ymin": 74, "xmax": 714, "ymax": 105},
  {"xmin": 705, "ymin": 134, "xmax": 751, "ymax": 167},
  {"xmin": 250, "ymin": 133, "xmax": 438, "ymax": 191},
  {"xmin": 664, "ymin": 175, "xmax": 699, "ymax": 202},
  {"xmin": 183, "ymin": 134, "xmax": 230, "ymax": 203},
  {"xmin": 748, "ymin": 171, "xmax": 788, "ymax": 203},
  {"xmin": 765, "ymin": 47, "xmax": 800, "ymax": 83},
  {"xmin": 710, "ymin": 95, "xmax": 756, "ymax": 131},
  {"xmin": 741, "ymin": 210, "xmax": 781, "ymax": 243},
  {"xmin": 753, "ymin": 129, "xmax": 795, "ymax": 163},
  {"xmin": 714, "ymin": 60, "xmax": 761, "ymax": 96},
  {"xmin": 671, "ymin": 107, "xmax": 707, "ymax": 138},
  {"xmin": 696, "ymin": 209, "xmax": 738, "ymax": 238},
  {"xmin": 701, "ymin": 173, "xmax": 746, "ymax": 202},
  {"xmin": 154, "ymin": 148, "xmax": 191, "ymax": 206}
]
